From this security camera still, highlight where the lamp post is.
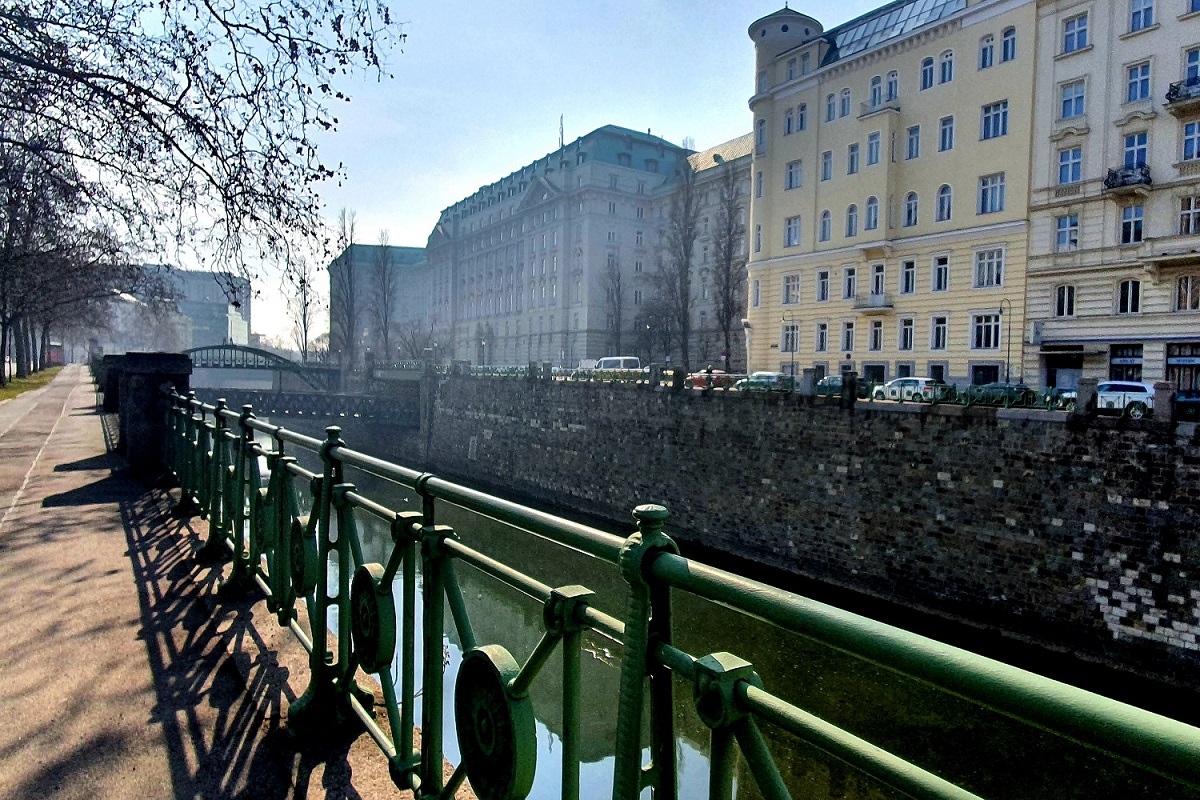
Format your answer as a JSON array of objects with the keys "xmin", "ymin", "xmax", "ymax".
[
  {"xmin": 781, "ymin": 311, "xmax": 796, "ymax": 378},
  {"xmin": 998, "ymin": 298, "xmax": 1012, "ymax": 382}
]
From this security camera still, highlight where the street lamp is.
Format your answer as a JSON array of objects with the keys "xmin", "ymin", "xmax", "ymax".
[
  {"xmin": 998, "ymin": 298, "xmax": 1013, "ymax": 382},
  {"xmin": 781, "ymin": 311, "xmax": 796, "ymax": 379}
]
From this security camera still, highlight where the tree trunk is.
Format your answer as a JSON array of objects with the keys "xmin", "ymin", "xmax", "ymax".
[
  {"xmin": 14, "ymin": 316, "xmax": 29, "ymax": 378},
  {"xmin": 39, "ymin": 321, "xmax": 51, "ymax": 371},
  {"xmin": 0, "ymin": 321, "xmax": 8, "ymax": 387}
]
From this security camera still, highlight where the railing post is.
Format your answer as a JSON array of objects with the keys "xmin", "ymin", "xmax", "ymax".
[
  {"xmin": 612, "ymin": 504, "xmax": 680, "ymax": 800},
  {"xmin": 221, "ymin": 404, "xmax": 256, "ymax": 594},
  {"xmin": 416, "ymin": 473, "xmax": 448, "ymax": 797}
]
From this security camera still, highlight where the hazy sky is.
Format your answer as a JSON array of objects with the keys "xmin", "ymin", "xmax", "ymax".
[{"xmin": 255, "ymin": 0, "xmax": 881, "ymax": 340}]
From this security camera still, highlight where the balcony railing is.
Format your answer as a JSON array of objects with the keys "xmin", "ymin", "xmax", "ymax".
[
  {"xmin": 1103, "ymin": 164, "xmax": 1152, "ymax": 195},
  {"xmin": 854, "ymin": 292, "xmax": 894, "ymax": 311},
  {"xmin": 1166, "ymin": 76, "xmax": 1200, "ymax": 116},
  {"xmin": 859, "ymin": 98, "xmax": 901, "ymax": 117}
]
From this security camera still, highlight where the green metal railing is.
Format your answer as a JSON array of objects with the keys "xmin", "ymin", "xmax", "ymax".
[{"xmin": 162, "ymin": 389, "xmax": 1200, "ymax": 800}]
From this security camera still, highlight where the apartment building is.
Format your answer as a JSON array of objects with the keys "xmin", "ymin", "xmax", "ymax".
[
  {"xmin": 1025, "ymin": 0, "xmax": 1200, "ymax": 390},
  {"xmin": 745, "ymin": 0, "xmax": 1036, "ymax": 386}
]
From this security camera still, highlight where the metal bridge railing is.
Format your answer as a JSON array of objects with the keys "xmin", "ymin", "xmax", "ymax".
[{"xmin": 162, "ymin": 388, "xmax": 1200, "ymax": 800}]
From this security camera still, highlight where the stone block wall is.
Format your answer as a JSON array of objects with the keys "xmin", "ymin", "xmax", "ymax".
[{"xmin": 424, "ymin": 377, "xmax": 1200, "ymax": 685}]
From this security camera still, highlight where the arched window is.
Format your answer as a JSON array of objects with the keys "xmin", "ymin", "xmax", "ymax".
[
  {"xmin": 1001, "ymin": 27, "xmax": 1016, "ymax": 62},
  {"xmin": 797, "ymin": 103, "xmax": 807, "ymax": 130},
  {"xmin": 979, "ymin": 35, "xmax": 994, "ymax": 70},
  {"xmin": 870, "ymin": 76, "xmax": 883, "ymax": 108},
  {"xmin": 1118, "ymin": 279, "xmax": 1141, "ymax": 314},
  {"xmin": 904, "ymin": 192, "xmax": 919, "ymax": 226},
  {"xmin": 939, "ymin": 51, "xmax": 954, "ymax": 84},
  {"xmin": 865, "ymin": 196, "xmax": 880, "ymax": 230},
  {"xmin": 784, "ymin": 108, "xmax": 794, "ymax": 135},
  {"xmin": 936, "ymin": 184, "xmax": 953, "ymax": 221},
  {"xmin": 886, "ymin": 71, "xmax": 899, "ymax": 101},
  {"xmin": 921, "ymin": 57, "xmax": 935, "ymax": 90},
  {"xmin": 825, "ymin": 93, "xmax": 836, "ymax": 122},
  {"xmin": 1055, "ymin": 284, "xmax": 1076, "ymax": 317},
  {"xmin": 819, "ymin": 210, "xmax": 832, "ymax": 242},
  {"xmin": 846, "ymin": 204, "xmax": 859, "ymax": 237},
  {"xmin": 840, "ymin": 88, "xmax": 851, "ymax": 117},
  {"xmin": 755, "ymin": 119, "xmax": 767, "ymax": 154}
]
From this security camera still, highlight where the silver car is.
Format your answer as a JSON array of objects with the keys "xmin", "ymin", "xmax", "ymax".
[{"xmin": 1095, "ymin": 380, "xmax": 1156, "ymax": 418}]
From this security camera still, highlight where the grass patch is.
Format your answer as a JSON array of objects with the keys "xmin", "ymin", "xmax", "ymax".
[{"xmin": 0, "ymin": 367, "xmax": 63, "ymax": 402}]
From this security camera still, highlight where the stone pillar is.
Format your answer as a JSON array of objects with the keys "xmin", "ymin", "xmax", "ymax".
[
  {"xmin": 1154, "ymin": 381, "xmax": 1174, "ymax": 423},
  {"xmin": 117, "ymin": 353, "xmax": 192, "ymax": 481},
  {"xmin": 101, "ymin": 354, "xmax": 123, "ymax": 412},
  {"xmin": 840, "ymin": 371, "xmax": 859, "ymax": 410},
  {"xmin": 799, "ymin": 368, "xmax": 817, "ymax": 403},
  {"xmin": 1074, "ymin": 377, "xmax": 1098, "ymax": 417}
]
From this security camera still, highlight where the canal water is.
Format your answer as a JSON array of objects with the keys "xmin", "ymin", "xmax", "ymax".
[{"xmin": 277, "ymin": 422, "xmax": 1193, "ymax": 800}]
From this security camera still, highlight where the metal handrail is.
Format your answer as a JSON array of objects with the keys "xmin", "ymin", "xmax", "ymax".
[{"xmin": 161, "ymin": 387, "xmax": 1200, "ymax": 800}]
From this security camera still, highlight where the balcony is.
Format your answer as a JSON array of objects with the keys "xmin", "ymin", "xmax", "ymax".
[
  {"xmin": 854, "ymin": 292, "xmax": 894, "ymax": 313},
  {"xmin": 1166, "ymin": 76, "xmax": 1200, "ymax": 117},
  {"xmin": 1103, "ymin": 164, "xmax": 1152, "ymax": 197},
  {"xmin": 859, "ymin": 98, "xmax": 900, "ymax": 118}
]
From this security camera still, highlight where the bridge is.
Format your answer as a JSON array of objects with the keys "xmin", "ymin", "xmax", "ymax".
[
  {"xmin": 5, "ymin": 360, "xmax": 1200, "ymax": 799},
  {"xmin": 185, "ymin": 344, "xmax": 341, "ymax": 392}
]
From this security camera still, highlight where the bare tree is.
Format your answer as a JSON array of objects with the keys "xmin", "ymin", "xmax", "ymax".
[
  {"xmin": 654, "ymin": 160, "xmax": 701, "ymax": 371},
  {"xmin": 329, "ymin": 208, "xmax": 359, "ymax": 368},
  {"xmin": 370, "ymin": 229, "xmax": 397, "ymax": 362},
  {"xmin": 712, "ymin": 163, "xmax": 747, "ymax": 372},
  {"xmin": 0, "ymin": 2, "xmax": 405, "ymax": 277},
  {"xmin": 395, "ymin": 321, "xmax": 437, "ymax": 360},
  {"xmin": 603, "ymin": 262, "xmax": 625, "ymax": 355},
  {"xmin": 288, "ymin": 256, "xmax": 319, "ymax": 362}
]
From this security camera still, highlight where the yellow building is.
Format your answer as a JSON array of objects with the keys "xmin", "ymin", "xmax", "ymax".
[
  {"xmin": 745, "ymin": 0, "xmax": 1036, "ymax": 386},
  {"xmin": 1025, "ymin": 0, "xmax": 1200, "ymax": 391}
]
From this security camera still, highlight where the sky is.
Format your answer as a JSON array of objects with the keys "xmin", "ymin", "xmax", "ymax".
[{"xmin": 253, "ymin": 0, "xmax": 882, "ymax": 341}]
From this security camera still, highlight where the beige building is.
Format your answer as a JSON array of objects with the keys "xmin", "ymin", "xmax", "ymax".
[
  {"xmin": 1025, "ymin": 0, "xmax": 1200, "ymax": 390},
  {"xmin": 745, "ymin": 1, "xmax": 1037, "ymax": 386}
]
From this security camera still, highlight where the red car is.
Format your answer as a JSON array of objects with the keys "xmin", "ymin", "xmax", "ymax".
[{"xmin": 685, "ymin": 369, "xmax": 737, "ymax": 389}]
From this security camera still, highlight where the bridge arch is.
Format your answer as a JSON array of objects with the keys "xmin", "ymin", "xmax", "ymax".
[{"xmin": 184, "ymin": 344, "xmax": 339, "ymax": 392}]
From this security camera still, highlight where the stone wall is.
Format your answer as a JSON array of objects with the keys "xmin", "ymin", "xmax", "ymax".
[{"xmin": 424, "ymin": 377, "xmax": 1200, "ymax": 686}]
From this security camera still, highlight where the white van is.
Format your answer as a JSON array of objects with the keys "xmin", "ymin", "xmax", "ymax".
[{"xmin": 595, "ymin": 356, "xmax": 641, "ymax": 370}]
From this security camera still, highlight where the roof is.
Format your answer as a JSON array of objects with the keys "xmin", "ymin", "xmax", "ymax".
[
  {"xmin": 821, "ymin": 0, "xmax": 967, "ymax": 65},
  {"xmin": 687, "ymin": 133, "xmax": 754, "ymax": 173}
]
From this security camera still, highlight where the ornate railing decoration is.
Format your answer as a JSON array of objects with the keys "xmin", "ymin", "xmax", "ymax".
[
  {"xmin": 1103, "ymin": 163, "xmax": 1152, "ymax": 193},
  {"xmin": 162, "ymin": 389, "xmax": 1200, "ymax": 800}
]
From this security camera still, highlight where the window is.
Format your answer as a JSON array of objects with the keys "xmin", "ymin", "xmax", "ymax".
[
  {"xmin": 974, "ymin": 248, "xmax": 1004, "ymax": 287},
  {"xmin": 844, "ymin": 267, "xmax": 858, "ymax": 299},
  {"xmin": 870, "ymin": 76, "xmax": 883, "ymax": 108},
  {"xmin": 847, "ymin": 143, "xmax": 860, "ymax": 174},
  {"xmin": 1124, "ymin": 131, "xmax": 1148, "ymax": 168},
  {"xmin": 817, "ymin": 270, "xmax": 830, "ymax": 302},
  {"xmin": 1127, "ymin": 62, "xmax": 1151, "ymax": 102},
  {"xmin": 755, "ymin": 171, "xmax": 763, "ymax": 198},
  {"xmin": 921, "ymin": 57, "xmax": 935, "ymax": 90},
  {"xmin": 981, "ymin": 100, "xmax": 1009, "ymax": 139},
  {"xmin": 842, "ymin": 322, "xmax": 856, "ymax": 352},
  {"xmin": 931, "ymin": 316, "xmax": 948, "ymax": 350},
  {"xmin": 901, "ymin": 260, "xmax": 916, "ymax": 294},
  {"xmin": 802, "ymin": 53, "xmax": 811, "ymax": 74},
  {"xmin": 785, "ymin": 160, "xmax": 802, "ymax": 190},
  {"xmin": 787, "ymin": 57, "xmax": 797, "ymax": 80},
  {"xmin": 1181, "ymin": 196, "xmax": 1200, "ymax": 234},
  {"xmin": 871, "ymin": 263, "xmax": 885, "ymax": 295},
  {"xmin": 867, "ymin": 132, "xmax": 881, "ymax": 165},
  {"xmin": 1001, "ymin": 27, "xmax": 1016, "ymax": 62},
  {"xmin": 897, "ymin": 318, "xmax": 915, "ymax": 351},
  {"xmin": 1184, "ymin": 121, "xmax": 1200, "ymax": 161},
  {"xmin": 933, "ymin": 255, "xmax": 949, "ymax": 292},
  {"xmin": 819, "ymin": 211, "xmax": 832, "ymax": 241},
  {"xmin": 1121, "ymin": 204, "xmax": 1144, "ymax": 244},
  {"xmin": 756, "ymin": 119, "xmax": 767, "ymax": 154},
  {"xmin": 840, "ymin": 88, "xmax": 851, "ymax": 117},
  {"xmin": 636, "ymin": 230, "xmax": 644, "ymax": 245},
  {"xmin": 757, "ymin": 70, "xmax": 767, "ymax": 93},
  {"xmin": 979, "ymin": 35, "xmax": 994, "ymax": 70},
  {"xmin": 1189, "ymin": 47, "xmax": 1200, "ymax": 81},
  {"xmin": 887, "ymin": 71, "xmax": 899, "ymax": 100},
  {"xmin": 1058, "ymin": 147, "xmax": 1082, "ymax": 184},
  {"xmin": 1118, "ymin": 279, "xmax": 1142, "ymax": 313},
  {"xmin": 939, "ymin": 51, "xmax": 954, "ymax": 84},
  {"xmin": 869, "ymin": 320, "xmax": 884, "ymax": 351},
  {"xmin": 1130, "ymin": 0, "xmax": 1154, "ymax": 31},
  {"xmin": 1060, "ymin": 80, "xmax": 1085, "ymax": 118},
  {"xmin": 782, "ymin": 323, "xmax": 799, "ymax": 353},
  {"xmin": 1063, "ymin": 13, "xmax": 1088, "ymax": 53},
  {"xmin": 825, "ymin": 93, "xmax": 836, "ymax": 122},
  {"xmin": 906, "ymin": 126, "xmax": 920, "ymax": 159},
  {"xmin": 904, "ymin": 192, "xmax": 919, "ymax": 227},
  {"xmin": 1056, "ymin": 214, "xmax": 1079, "ymax": 252},
  {"xmin": 1176, "ymin": 275, "xmax": 1200, "ymax": 311},
  {"xmin": 936, "ymin": 184, "xmax": 953, "ymax": 221},
  {"xmin": 972, "ymin": 313, "xmax": 1001, "ymax": 349},
  {"xmin": 608, "ymin": 201, "xmax": 617, "ymax": 215},
  {"xmin": 783, "ymin": 273, "xmax": 801, "ymax": 304},
  {"xmin": 939, "ymin": 116, "xmax": 955, "ymax": 151},
  {"xmin": 754, "ymin": 224, "xmax": 762, "ymax": 253},
  {"xmin": 846, "ymin": 204, "xmax": 859, "ymax": 237},
  {"xmin": 978, "ymin": 173, "xmax": 1006, "ymax": 214},
  {"xmin": 865, "ymin": 196, "xmax": 880, "ymax": 230},
  {"xmin": 785, "ymin": 216, "xmax": 802, "ymax": 247},
  {"xmin": 1055, "ymin": 284, "xmax": 1076, "ymax": 317},
  {"xmin": 797, "ymin": 104, "xmax": 807, "ymax": 130},
  {"xmin": 816, "ymin": 323, "xmax": 828, "ymax": 352},
  {"xmin": 752, "ymin": 279, "xmax": 760, "ymax": 307},
  {"xmin": 633, "ymin": 289, "xmax": 642, "ymax": 305},
  {"xmin": 784, "ymin": 109, "xmax": 794, "ymax": 135},
  {"xmin": 820, "ymin": 151, "xmax": 832, "ymax": 181}
]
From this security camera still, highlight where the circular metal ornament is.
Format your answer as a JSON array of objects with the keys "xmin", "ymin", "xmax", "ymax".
[
  {"xmin": 454, "ymin": 645, "xmax": 536, "ymax": 800},
  {"xmin": 350, "ymin": 563, "xmax": 396, "ymax": 673},
  {"xmin": 290, "ymin": 515, "xmax": 319, "ymax": 595}
]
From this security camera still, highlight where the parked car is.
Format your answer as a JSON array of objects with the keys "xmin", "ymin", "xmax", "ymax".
[
  {"xmin": 595, "ymin": 356, "xmax": 642, "ymax": 371},
  {"xmin": 815, "ymin": 374, "xmax": 872, "ymax": 398},
  {"xmin": 1095, "ymin": 380, "xmax": 1156, "ymax": 418},
  {"xmin": 872, "ymin": 377, "xmax": 949, "ymax": 402},
  {"xmin": 685, "ymin": 368, "xmax": 738, "ymax": 389},
  {"xmin": 734, "ymin": 371, "xmax": 795, "ymax": 392},
  {"xmin": 1042, "ymin": 387, "xmax": 1077, "ymax": 411},
  {"xmin": 966, "ymin": 382, "xmax": 1038, "ymax": 407}
]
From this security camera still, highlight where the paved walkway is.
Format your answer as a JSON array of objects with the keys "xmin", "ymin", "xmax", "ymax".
[{"xmin": 0, "ymin": 366, "xmax": 460, "ymax": 799}]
